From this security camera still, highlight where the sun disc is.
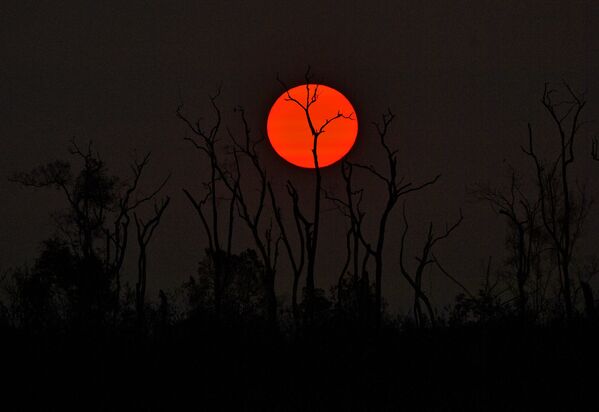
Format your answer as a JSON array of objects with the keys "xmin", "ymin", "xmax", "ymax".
[{"xmin": 266, "ymin": 84, "xmax": 358, "ymax": 168}]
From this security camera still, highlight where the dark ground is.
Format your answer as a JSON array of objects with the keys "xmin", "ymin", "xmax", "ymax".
[{"xmin": 3, "ymin": 318, "xmax": 598, "ymax": 411}]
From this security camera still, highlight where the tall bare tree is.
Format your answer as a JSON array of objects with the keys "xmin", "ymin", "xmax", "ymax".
[
  {"xmin": 277, "ymin": 69, "xmax": 354, "ymax": 322},
  {"xmin": 224, "ymin": 106, "xmax": 281, "ymax": 328},
  {"xmin": 347, "ymin": 110, "xmax": 440, "ymax": 327},
  {"xmin": 269, "ymin": 180, "xmax": 306, "ymax": 327},
  {"xmin": 107, "ymin": 153, "xmax": 170, "ymax": 320},
  {"xmin": 471, "ymin": 170, "xmax": 543, "ymax": 320},
  {"xmin": 178, "ymin": 89, "xmax": 237, "ymax": 322},
  {"xmin": 522, "ymin": 83, "xmax": 591, "ymax": 320},
  {"xmin": 325, "ymin": 160, "xmax": 372, "ymax": 323}
]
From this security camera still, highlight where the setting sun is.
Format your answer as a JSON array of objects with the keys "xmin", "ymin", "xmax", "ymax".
[{"xmin": 266, "ymin": 84, "xmax": 358, "ymax": 168}]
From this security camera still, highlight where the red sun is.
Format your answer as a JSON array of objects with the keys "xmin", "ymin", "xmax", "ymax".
[{"xmin": 266, "ymin": 84, "xmax": 358, "ymax": 168}]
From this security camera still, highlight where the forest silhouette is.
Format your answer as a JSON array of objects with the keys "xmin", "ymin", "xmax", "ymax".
[{"xmin": 2, "ymin": 77, "xmax": 599, "ymax": 411}]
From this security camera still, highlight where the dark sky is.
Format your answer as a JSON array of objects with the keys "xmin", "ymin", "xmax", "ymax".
[{"xmin": 2, "ymin": 0, "xmax": 599, "ymax": 313}]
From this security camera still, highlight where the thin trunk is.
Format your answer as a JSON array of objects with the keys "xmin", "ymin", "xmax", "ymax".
[
  {"xmin": 374, "ymin": 252, "xmax": 383, "ymax": 328},
  {"xmin": 580, "ymin": 281, "xmax": 596, "ymax": 320},
  {"xmin": 305, "ymin": 134, "xmax": 321, "ymax": 323},
  {"xmin": 265, "ymin": 269, "xmax": 277, "ymax": 328},
  {"xmin": 136, "ymin": 249, "xmax": 146, "ymax": 324},
  {"xmin": 560, "ymin": 128, "xmax": 573, "ymax": 320}
]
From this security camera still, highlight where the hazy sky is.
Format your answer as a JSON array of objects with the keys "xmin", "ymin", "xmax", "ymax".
[{"xmin": 2, "ymin": 1, "xmax": 599, "ymax": 312}]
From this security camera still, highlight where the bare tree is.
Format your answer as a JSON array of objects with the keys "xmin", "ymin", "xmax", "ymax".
[
  {"xmin": 325, "ymin": 160, "xmax": 372, "ymax": 323},
  {"xmin": 471, "ymin": 169, "xmax": 543, "ymax": 321},
  {"xmin": 107, "ymin": 153, "xmax": 170, "ymax": 320},
  {"xmin": 276, "ymin": 68, "xmax": 354, "ymax": 322},
  {"xmin": 399, "ymin": 204, "xmax": 462, "ymax": 327},
  {"xmin": 178, "ymin": 91, "xmax": 284, "ymax": 327},
  {"xmin": 521, "ymin": 82, "xmax": 591, "ymax": 320},
  {"xmin": 134, "ymin": 196, "xmax": 170, "ymax": 324},
  {"xmin": 225, "ymin": 106, "xmax": 281, "ymax": 328},
  {"xmin": 178, "ymin": 89, "xmax": 237, "ymax": 322},
  {"xmin": 269, "ymin": 180, "xmax": 306, "ymax": 327},
  {"xmin": 347, "ymin": 110, "xmax": 440, "ymax": 327}
]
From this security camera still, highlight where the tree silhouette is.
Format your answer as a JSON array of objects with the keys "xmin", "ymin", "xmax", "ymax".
[
  {"xmin": 276, "ymin": 68, "xmax": 354, "ymax": 324},
  {"xmin": 178, "ymin": 92, "xmax": 283, "ymax": 328},
  {"xmin": 224, "ymin": 106, "xmax": 281, "ymax": 328},
  {"xmin": 269, "ymin": 180, "xmax": 306, "ymax": 327},
  {"xmin": 399, "ymin": 204, "xmax": 462, "ymax": 327},
  {"xmin": 134, "ymin": 196, "xmax": 170, "ymax": 325},
  {"xmin": 522, "ymin": 82, "xmax": 591, "ymax": 320},
  {"xmin": 325, "ymin": 160, "xmax": 373, "ymax": 325},
  {"xmin": 110, "ymin": 152, "xmax": 169, "ymax": 320},
  {"xmin": 341, "ymin": 110, "xmax": 440, "ymax": 327},
  {"xmin": 178, "ymin": 90, "xmax": 236, "ymax": 323},
  {"xmin": 10, "ymin": 140, "xmax": 169, "ymax": 328},
  {"xmin": 471, "ymin": 169, "xmax": 545, "ymax": 321}
]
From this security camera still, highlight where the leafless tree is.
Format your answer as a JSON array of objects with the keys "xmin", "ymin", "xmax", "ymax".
[
  {"xmin": 276, "ymin": 68, "xmax": 354, "ymax": 322},
  {"xmin": 224, "ymin": 106, "xmax": 281, "ymax": 328},
  {"xmin": 347, "ymin": 110, "xmax": 440, "ymax": 327},
  {"xmin": 107, "ymin": 153, "xmax": 170, "ymax": 319},
  {"xmin": 179, "ymin": 91, "xmax": 283, "ymax": 327},
  {"xmin": 269, "ymin": 180, "xmax": 306, "ymax": 327},
  {"xmin": 325, "ymin": 160, "xmax": 372, "ymax": 323},
  {"xmin": 178, "ymin": 89, "xmax": 237, "ymax": 322},
  {"xmin": 134, "ymin": 196, "xmax": 170, "ymax": 324},
  {"xmin": 521, "ymin": 82, "xmax": 591, "ymax": 320},
  {"xmin": 471, "ymin": 169, "xmax": 544, "ymax": 320},
  {"xmin": 399, "ymin": 204, "xmax": 462, "ymax": 327}
]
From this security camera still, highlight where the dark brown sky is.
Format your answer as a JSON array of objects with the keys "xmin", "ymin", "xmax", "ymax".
[{"xmin": 2, "ymin": 1, "xmax": 599, "ymax": 312}]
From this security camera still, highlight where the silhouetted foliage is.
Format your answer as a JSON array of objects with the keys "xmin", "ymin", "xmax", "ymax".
[
  {"xmin": 183, "ymin": 248, "xmax": 269, "ymax": 325},
  {"xmin": 9, "ymin": 140, "xmax": 169, "ymax": 331}
]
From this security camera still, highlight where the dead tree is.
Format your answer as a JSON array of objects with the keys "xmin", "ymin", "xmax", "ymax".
[
  {"xmin": 179, "ymin": 90, "xmax": 284, "ymax": 327},
  {"xmin": 134, "ymin": 196, "xmax": 170, "ymax": 324},
  {"xmin": 224, "ymin": 106, "xmax": 281, "ymax": 328},
  {"xmin": 277, "ymin": 68, "xmax": 354, "ymax": 322},
  {"xmin": 178, "ymin": 89, "xmax": 237, "ymax": 322},
  {"xmin": 325, "ymin": 160, "xmax": 372, "ymax": 323},
  {"xmin": 399, "ymin": 204, "xmax": 462, "ymax": 327},
  {"xmin": 471, "ymin": 170, "xmax": 543, "ymax": 321},
  {"xmin": 107, "ymin": 153, "xmax": 169, "ymax": 320},
  {"xmin": 521, "ymin": 83, "xmax": 591, "ymax": 320},
  {"xmin": 349, "ymin": 110, "xmax": 440, "ymax": 328},
  {"xmin": 269, "ymin": 181, "xmax": 306, "ymax": 328}
]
